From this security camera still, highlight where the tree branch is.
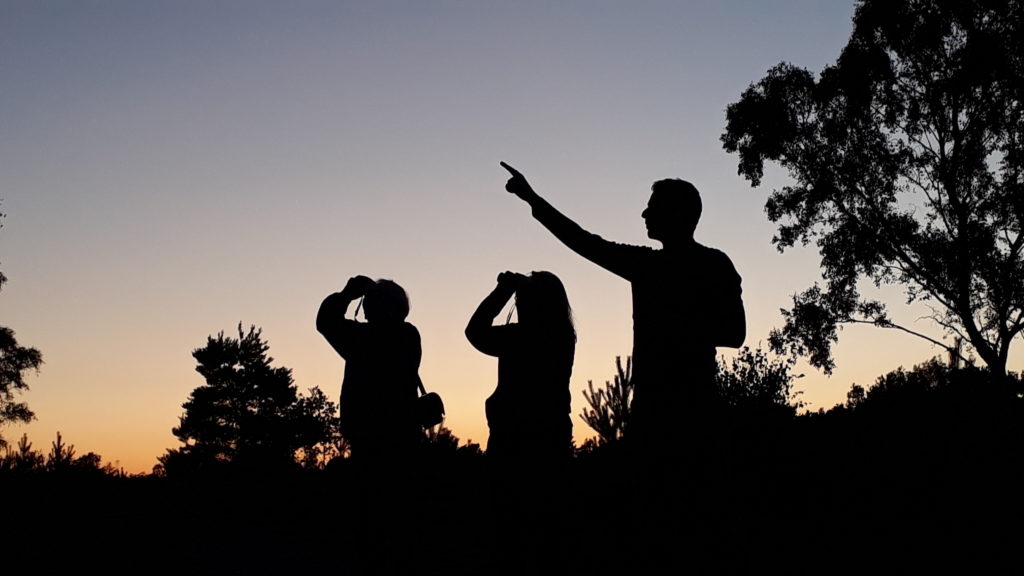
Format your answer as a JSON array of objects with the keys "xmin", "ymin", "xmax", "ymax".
[{"xmin": 844, "ymin": 318, "xmax": 971, "ymax": 364}]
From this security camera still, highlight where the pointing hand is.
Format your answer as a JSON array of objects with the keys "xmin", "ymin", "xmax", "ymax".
[{"xmin": 500, "ymin": 161, "xmax": 537, "ymax": 201}]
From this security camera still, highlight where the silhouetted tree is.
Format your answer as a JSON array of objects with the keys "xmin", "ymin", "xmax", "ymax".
[
  {"xmin": 423, "ymin": 421, "xmax": 460, "ymax": 452},
  {"xmin": 846, "ymin": 383, "xmax": 867, "ymax": 409},
  {"xmin": 46, "ymin": 431, "xmax": 75, "ymax": 472},
  {"xmin": 581, "ymin": 349, "xmax": 801, "ymax": 447},
  {"xmin": 64, "ymin": 450, "xmax": 116, "ymax": 476},
  {"xmin": 0, "ymin": 326, "xmax": 41, "ymax": 436},
  {"xmin": 0, "ymin": 209, "xmax": 43, "ymax": 446},
  {"xmin": 852, "ymin": 356, "xmax": 1021, "ymax": 416},
  {"xmin": 823, "ymin": 358, "xmax": 1024, "ymax": 495},
  {"xmin": 716, "ymin": 346, "xmax": 803, "ymax": 417},
  {"xmin": 580, "ymin": 356, "xmax": 633, "ymax": 445},
  {"xmin": 163, "ymin": 324, "xmax": 336, "ymax": 474},
  {"xmin": 420, "ymin": 422, "xmax": 484, "ymax": 459},
  {"xmin": 722, "ymin": 0, "xmax": 1024, "ymax": 376},
  {"xmin": 293, "ymin": 386, "xmax": 348, "ymax": 469},
  {"xmin": 1, "ymin": 432, "xmax": 119, "ymax": 477},
  {"xmin": 0, "ymin": 433, "xmax": 44, "ymax": 473}
]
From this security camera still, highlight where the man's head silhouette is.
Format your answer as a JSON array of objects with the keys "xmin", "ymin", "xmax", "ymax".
[{"xmin": 643, "ymin": 179, "xmax": 702, "ymax": 244}]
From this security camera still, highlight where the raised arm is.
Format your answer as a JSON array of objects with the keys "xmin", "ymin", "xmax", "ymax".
[
  {"xmin": 500, "ymin": 162, "xmax": 640, "ymax": 280},
  {"xmin": 317, "ymin": 275, "xmax": 373, "ymax": 357},
  {"xmin": 465, "ymin": 271, "xmax": 523, "ymax": 357}
]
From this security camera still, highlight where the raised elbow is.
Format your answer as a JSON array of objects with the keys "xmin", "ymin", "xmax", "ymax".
[{"xmin": 316, "ymin": 302, "xmax": 337, "ymax": 336}]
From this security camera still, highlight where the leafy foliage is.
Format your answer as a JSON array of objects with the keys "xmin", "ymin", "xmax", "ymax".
[
  {"xmin": 722, "ymin": 0, "xmax": 1024, "ymax": 375},
  {"xmin": 580, "ymin": 350, "xmax": 801, "ymax": 446},
  {"xmin": 716, "ymin": 346, "xmax": 803, "ymax": 417},
  {"xmin": 293, "ymin": 387, "xmax": 349, "ymax": 469},
  {"xmin": 0, "ymin": 326, "xmax": 41, "ymax": 432},
  {"xmin": 0, "ymin": 209, "xmax": 43, "ymax": 444},
  {"xmin": 845, "ymin": 356, "xmax": 1021, "ymax": 416},
  {"xmin": 163, "ymin": 324, "xmax": 338, "ymax": 474}
]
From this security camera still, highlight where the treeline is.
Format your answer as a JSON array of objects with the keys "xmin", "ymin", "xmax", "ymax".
[
  {"xmin": 4, "ymin": 338, "xmax": 1022, "ymax": 573},
  {"xmin": 0, "ymin": 431, "xmax": 124, "ymax": 477},
  {"xmin": 5, "ymin": 336, "xmax": 1020, "ymax": 480}
]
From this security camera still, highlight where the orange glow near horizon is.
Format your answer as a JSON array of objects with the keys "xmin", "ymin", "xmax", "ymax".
[{"xmin": 5, "ymin": 2, "xmax": 1020, "ymax": 475}]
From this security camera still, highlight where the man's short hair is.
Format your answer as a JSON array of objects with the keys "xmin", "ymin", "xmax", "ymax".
[{"xmin": 651, "ymin": 179, "xmax": 702, "ymax": 233}]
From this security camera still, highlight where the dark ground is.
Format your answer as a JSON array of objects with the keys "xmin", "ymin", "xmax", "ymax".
[{"xmin": 8, "ymin": 428, "xmax": 1024, "ymax": 576}]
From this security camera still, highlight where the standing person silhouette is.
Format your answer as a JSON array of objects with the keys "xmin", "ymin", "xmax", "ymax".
[
  {"xmin": 499, "ymin": 162, "xmax": 745, "ymax": 454},
  {"xmin": 466, "ymin": 269, "xmax": 576, "ymax": 574},
  {"xmin": 317, "ymin": 276, "xmax": 426, "ymax": 573},
  {"xmin": 317, "ymin": 275, "xmax": 424, "ymax": 463},
  {"xmin": 466, "ymin": 270, "xmax": 576, "ymax": 461}
]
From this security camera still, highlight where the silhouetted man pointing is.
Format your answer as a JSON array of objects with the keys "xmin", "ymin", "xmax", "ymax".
[{"xmin": 500, "ymin": 161, "xmax": 745, "ymax": 451}]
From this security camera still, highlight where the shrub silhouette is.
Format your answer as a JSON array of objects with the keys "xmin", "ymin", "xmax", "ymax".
[{"xmin": 579, "ymin": 356, "xmax": 633, "ymax": 446}]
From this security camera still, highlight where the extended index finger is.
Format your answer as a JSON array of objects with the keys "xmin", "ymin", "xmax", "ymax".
[{"xmin": 499, "ymin": 161, "xmax": 521, "ymax": 177}]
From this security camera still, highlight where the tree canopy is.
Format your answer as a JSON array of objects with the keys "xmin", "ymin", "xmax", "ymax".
[
  {"xmin": 163, "ymin": 324, "xmax": 337, "ymax": 473},
  {"xmin": 0, "ymin": 208, "xmax": 43, "ymax": 446},
  {"xmin": 0, "ymin": 325, "xmax": 42, "ymax": 432},
  {"xmin": 722, "ymin": 0, "xmax": 1024, "ymax": 376}
]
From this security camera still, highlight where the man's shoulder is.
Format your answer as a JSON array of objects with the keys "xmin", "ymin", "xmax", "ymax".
[
  {"xmin": 691, "ymin": 242, "xmax": 742, "ymax": 281},
  {"xmin": 694, "ymin": 242, "xmax": 736, "ymax": 262}
]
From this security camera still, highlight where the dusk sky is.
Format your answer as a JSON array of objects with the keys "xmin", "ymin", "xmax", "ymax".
[{"xmin": 5, "ymin": 1, "xmax": 1012, "ymax": 474}]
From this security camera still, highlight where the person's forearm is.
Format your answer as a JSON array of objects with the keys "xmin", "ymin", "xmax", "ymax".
[
  {"xmin": 528, "ymin": 193, "xmax": 587, "ymax": 243},
  {"xmin": 526, "ymin": 193, "xmax": 626, "ymax": 274},
  {"xmin": 503, "ymin": 162, "xmax": 590, "ymax": 252},
  {"xmin": 502, "ymin": 162, "xmax": 630, "ymax": 277},
  {"xmin": 465, "ymin": 284, "xmax": 515, "ymax": 342},
  {"xmin": 316, "ymin": 290, "xmax": 359, "ymax": 334}
]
